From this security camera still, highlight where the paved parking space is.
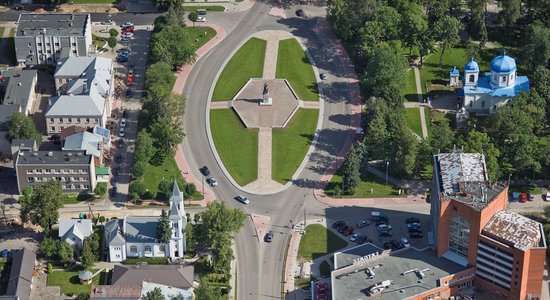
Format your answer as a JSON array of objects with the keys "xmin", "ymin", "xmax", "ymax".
[{"xmin": 325, "ymin": 204, "xmax": 431, "ymax": 251}]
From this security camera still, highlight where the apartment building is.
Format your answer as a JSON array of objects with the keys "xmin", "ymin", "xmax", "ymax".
[
  {"xmin": 14, "ymin": 14, "xmax": 92, "ymax": 66},
  {"xmin": 15, "ymin": 150, "xmax": 96, "ymax": 194}
]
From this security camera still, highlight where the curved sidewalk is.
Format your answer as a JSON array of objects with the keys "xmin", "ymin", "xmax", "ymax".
[{"xmin": 172, "ymin": 23, "xmax": 227, "ymax": 206}]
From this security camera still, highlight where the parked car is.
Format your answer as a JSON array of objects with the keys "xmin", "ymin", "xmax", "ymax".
[
  {"xmin": 200, "ymin": 166, "xmax": 211, "ymax": 176},
  {"xmin": 349, "ymin": 233, "xmax": 360, "ymax": 242},
  {"xmin": 122, "ymin": 27, "xmax": 134, "ymax": 33},
  {"xmin": 407, "ymin": 222, "xmax": 421, "ymax": 230},
  {"xmin": 111, "ymin": 186, "xmax": 117, "ymax": 197},
  {"xmin": 208, "ymin": 177, "xmax": 218, "ymax": 187},
  {"xmin": 120, "ymin": 118, "xmax": 127, "ymax": 127},
  {"xmin": 117, "ymin": 56, "xmax": 129, "ymax": 63},
  {"xmin": 320, "ymin": 73, "xmax": 327, "ymax": 80},
  {"xmin": 121, "ymin": 33, "xmax": 133, "ymax": 39},
  {"xmin": 119, "ymin": 127, "xmax": 125, "ymax": 137},
  {"xmin": 356, "ymin": 235, "xmax": 367, "ymax": 245},
  {"xmin": 265, "ymin": 231, "xmax": 273, "ymax": 243},
  {"xmin": 235, "ymin": 195, "xmax": 249, "ymax": 204},
  {"xmin": 406, "ymin": 217, "xmax": 420, "ymax": 224},
  {"xmin": 545, "ymin": 193, "xmax": 550, "ymax": 201},
  {"xmin": 520, "ymin": 193, "xmax": 528, "ymax": 203},
  {"xmin": 375, "ymin": 219, "xmax": 388, "ymax": 226},
  {"xmin": 338, "ymin": 225, "xmax": 348, "ymax": 233},
  {"xmin": 379, "ymin": 231, "xmax": 393, "ymax": 237},
  {"xmin": 356, "ymin": 220, "xmax": 370, "ymax": 228},
  {"xmin": 115, "ymin": 155, "xmax": 123, "ymax": 163},
  {"xmin": 121, "ymin": 22, "xmax": 134, "ymax": 27},
  {"xmin": 332, "ymin": 220, "xmax": 345, "ymax": 229},
  {"xmin": 377, "ymin": 224, "xmax": 392, "ymax": 231},
  {"xmin": 342, "ymin": 226, "xmax": 355, "ymax": 236},
  {"xmin": 197, "ymin": 16, "xmax": 206, "ymax": 22},
  {"xmin": 511, "ymin": 192, "xmax": 519, "ymax": 202},
  {"xmin": 528, "ymin": 193, "xmax": 535, "ymax": 201},
  {"xmin": 122, "ymin": 110, "xmax": 128, "ymax": 118},
  {"xmin": 391, "ymin": 239, "xmax": 404, "ymax": 250},
  {"xmin": 101, "ymin": 20, "xmax": 114, "ymax": 25},
  {"xmin": 383, "ymin": 242, "xmax": 392, "ymax": 249},
  {"xmin": 401, "ymin": 237, "xmax": 410, "ymax": 248},
  {"xmin": 410, "ymin": 231, "xmax": 423, "ymax": 238},
  {"xmin": 125, "ymin": 89, "xmax": 132, "ymax": 98},
  {"xmin": 296, "ymin": 9, "xmax": 304, "ymax": 17},
  {"xmin": 117, "ymin": 47, "xmax": 131, "ymax": 53},
  {"xmin": 117, "ymin": 138, "xmax": 125, "ymax": 148},
  {"xmin": 335, "ymin": 222, "xmax": 347, "ymax": 231}
]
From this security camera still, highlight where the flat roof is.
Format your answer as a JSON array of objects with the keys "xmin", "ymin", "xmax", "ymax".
[
  {"xmin": 334, "ymin": 243, "xmax": 384, "ymax": 269},
  {"xmin": 483, "ymin": 210, "xmax": 543, "ymax": 251},
  {"xmin": 331, "ymin": 248, "xmax": 468, "ymax": 300},
  {"xmin": 435, "ymin": 153, "xmax": 505, "ymax": 210},
  {"xmin": 16, "ymin": 13, "xmax": 89, "ymax": 37},
  {"xmin": 15, "ymin": 150, "xmax": 91, "ymax": 166}
]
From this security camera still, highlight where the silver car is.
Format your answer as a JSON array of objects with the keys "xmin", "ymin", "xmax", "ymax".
[{"xmin": 236, "ymin": 195, "xmax": 249, "ymax": 204}]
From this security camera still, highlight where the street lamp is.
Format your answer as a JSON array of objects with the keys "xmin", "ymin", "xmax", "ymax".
[
  {"xmin": 508, "ymin": 173, "xmax": 512, "ymax": 187},
  {"xmin": 385, "ymin": 161, "xmax": 389, "ymax": 186}
]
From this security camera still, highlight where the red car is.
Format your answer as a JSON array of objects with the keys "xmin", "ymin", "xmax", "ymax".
[
  {"xmin": 520, "ymin": 193, "xmax": 527, "ymax": 203},
  {"xmin": 122, "ymin": 27, "xmax": 134, "ymax": 33},
  {"xmin": 342, "ymin": 226, "xmax": 355, "ymax": 236}
]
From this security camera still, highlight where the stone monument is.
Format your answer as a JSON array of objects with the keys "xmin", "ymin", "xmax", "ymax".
[{"xmin": 260, "ymin": 82, "xmax": 273, "ymax": 106}]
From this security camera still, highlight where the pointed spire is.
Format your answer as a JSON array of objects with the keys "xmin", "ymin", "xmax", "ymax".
[
  {"xmin": 171, "ymin": 179, "xmax": 181, "ymax": 198},
  {"xmin": 502, "ymin": 50, "xmax": 506, "ymax": 57}
]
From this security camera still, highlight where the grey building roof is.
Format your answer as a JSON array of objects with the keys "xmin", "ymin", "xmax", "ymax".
[
  {"xmin": 56, "ymin": 57, "xmax": 112, "ymax": 97},
  {"xmin": 58, "ymin": 219, "xmax": 93, "ymax": 244},
  {"xmin": 6, "ymin": 248, "xmax": 35, "ymax": 300},
  {"xmin": 15, "ymin": 150, "xmax": 91, "ymax": 166},
  {"xmin": 333, "ymin": 243, "xmax": 384, "ymax": 270},
  {"xmin": 15, "ymin": 14, "xmax": 89, "ymax": 37},
  {"xmin": 105, "ymin": 219, "xmax": 126, "ymax": 247},
  {"xmin": 123, "ymin": 216, "xmax": 159, "ymax": 243},
  {"xmin": 169, "ymin": 181, "xmax": 184, "ymax": 221},
  {"xmin": 0, "ymin": 70, "xmax": 37, "ymax": 129},
  {"xmin": 111, "ymin": 264, "xmax": 194, "ymax": 289},
  {"xmin": 11, "ymin": 139, "xmax": 36, "ymax": 149},
  {"xmin": 63, "ymin": 131, "xmax": 102, "ymax": 157},
  {"xmin": 331, "ymin": 248, "xmax": 469, "ymax": 300},
  {"xmin": 46, "ymin": 89, "xmax": 105, "ymax": 117}
]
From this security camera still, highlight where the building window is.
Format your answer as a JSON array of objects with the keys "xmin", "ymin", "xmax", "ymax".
[
  {"xmin": 501, "ymin": 76, "xmax": 506, "ymax": 83},
  {"xmin": 511, "ymin": 74, "xmax": 514, "ymax": 80},
  {"xmin": 45, "ymin": 169, "xmax": 51, "ymax": 174},
  {"xmin": 144, "ymin": 246, "xmax": 152, "ymax": 252},
  {"xmin": 72, "ymin": 50, "xmax": 77, "ymax": 54},
  {"xmin": 26, "ymin": 170, "xmax": 33, "ymax": 174},
  {"xmin": 37, "ymin": 42, "xmax": 42, "ymax": 46},
  {"xmin": 449, "ymin": 214, "xmax": 470, "ymax": 258},
  {"xmin": 130, "ymin": 246, "xmax": 137, "ymax": 253},
  {"xmin": 481, "ymin": 100, "xmax": 485, "ymax": 108},
  {"xmin": 76, "ymin": 118, "xmax": 81, "ymax": 123},
  {"xmin": 68, "ymin": 118, "xmax": 72, "ymax": 122},
  {"xmin": 54, "ymin": 169, "xmax": 60, "ymax": 174},
  {"xmin": 46, "ymin": 42, "xmax": 50, "ymax": 46},
  {"xmin": 71, "ymin": 43, "xmax": 76, "ymax": 46},
  {"xmin": 85, "ymin": 118, "xmax": 90, "ymax": 123},
  {"xmin": 38, "ymin": 50, "xmax": 42, "ymax": 54},
  {"xmin": 36, "ymin": 169, "xmax": 42, "ymax": 174},
  {"xmin": 55, "ymin": 42, "xmax": 59, "ymax": 46},
  {"xmin": 95, "ymin": 118, "xmax": 99, "ymax": 123},
  {"xmin": 50, "ymin": 118, "xmax": 54, "ymax": 123},
  {"xmin": 59, "ymin": 118, "xmax": 63, "ymax": 122},
  {"xmin": 28, "ymin": 43, "xmax": 31, "ymax": 47},
  {"xmin": 55, "ymin": 176, "xmax": 62, "ymax": 181},
  {"xmin": 27, "ymin": 177, "xmax": 34, "ymax": 182},
  {"xmin": 29, "ymin": 50, "xmax": 33, "ymax": 54},
  {"xmin": 51, "ymin": 126, "xmax": 56, "ymax": 132},
  {"xmin": 469, "ymin": 74, "xmax": 475, "ymax": 83},
  {"xmin": 83, "ymin": 185, "xmax": 89, "ymax": 189},
  {"xmin": 65, "ymin": 185, "xmax": 72, "ymax": 189}
]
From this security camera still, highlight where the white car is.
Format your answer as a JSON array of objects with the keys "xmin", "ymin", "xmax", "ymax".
[
  {"xmin": 356, "ymin": 220, "xmax": 370, "ymax": 228},
  {"xmin": 208, "ymin": 177, "xmax": 218, "ymax": 187},
  {"xmin": 120, "ymin": 118, "xmax": 127, "ymax": 128},
  {"xmin": 101, "ymin": 20, "xmax": 114, "ymax": 25},
  {"xmin": 121, "ymin": 33, "xmax": 133, "ymax": 39},
  {"xmin": 119, "ymin": 128, "xmax": 125, "ymax": 137},
  {"xmin": 401, "ymin": 237, "xmax": 410, "ymax": 248},
  {"xmin": 545, "ymin": 193, "xmax": 550, "ymax": 201},
  {"xmin": 121, "ymin": 22, "xmax": 134, "ymax": 27},
  {"xmin": 197, "ymin": 16, "xmax": 206, "ymax": 22},
  {"xmin": 349, "ymin": 233, "xmax": 360, "ymax": 242},
  {"xmin": 377, "ymin": 224, "xmax": 392, "ymax": 231}
]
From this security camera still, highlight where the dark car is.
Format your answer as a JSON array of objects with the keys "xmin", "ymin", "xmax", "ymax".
[
  {"xmin": 200, "ymin": 166, "xmax": 211, "ymax": 176},
  {"xmin": 410, "ymin": 231, "xmax": 424, "ymax": 238},
  {"xmin": 406, "ymin": 217, "xmax": 420, "ymax": 224},
  {"xmin": 122, "ymin": 110, "xmax": 128, "ymax": 118},
  {"xmin": 409, "ymin": 227, "xmax": 422, "ymax": 233},
  {"xmin": 332, "ymin": 220, "xmax": 345, "ymax": 229},
  {"xmin": 356, "ymin": 235, "xmax": 367, "ymax": 245},
  {"xmin": 115, "ymin": 155, "xmax": 123, "ymax": 163},
  {"xmin": 125, "ymin": 89, "xmax": 132, "ymax": 98},
  {"xmin": 383, "ymin": 242, "xmax": 392, "ymax": 250},
  {"xmin": 117, "ymin": 47, "xmax": 131, "ymax": 53},
  {"xmin": 379, "ymin": 231, "xmax": 393, "ymax": 237},
  {"xmin": 296, "ymin": 9, "xmax": 304, "ymax": 17},
  {"xmin": 117, "ymin": 138, "xmax": 125, "ymax": 148},
  {"xmin": 391, "ymin": 239, "xmax": 404, "ymax": 249},
  {"xmin": 342, "ymin": 226, "xmax": 355, "ymax": 236},
  {"xmin": 320, "ymin": 73, "xmax": 327, "ymax": 80},
  {"xmin": 117, "ymin": 56, "xmax": 129, "ymax": 63},
  {"xmin": 338, "ymin": 225, "xmax": 348, "ymax": 233},
  {"xmin": 111, "ymin": 187, "xmax": 117, "ymax": 197},
  {"xmin": 376, "ymin": 219, "xmax": 388, "ymax": 226},
  {"xmin": 265, "ymin": 231, "xmax": 273, "ymax": 243}
]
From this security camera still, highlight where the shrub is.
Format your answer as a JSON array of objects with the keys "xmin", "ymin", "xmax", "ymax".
[
  {"xmin": 129, "ymin": 180, "xmax": 147, "ymax": 197},
  {"xmin": 109, "ymin": 28, "xmax": 118, "ymax": 37},
  {"xmin": 94, "ymin": 182, "xmax": 107, "ymax": 197}
]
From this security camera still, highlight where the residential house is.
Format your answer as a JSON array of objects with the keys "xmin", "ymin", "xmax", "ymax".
[
  {"xmin": 14, "ymin": 14, "xmax": 92, "ymax": 66},
  {"xmin": 14, "ymin": 150, "xmax": 96, "ymax": 194},
  {"xmin": 0, "ymin": 70, "xmax": 37, "ymax": 154},
  {"xmin": 104, "ymin": 181, "xmax": 187, "ymax": 262},
  {"xmin": 46, "ymin": 56, "xmax": 113, "ymax": 135},
  {"xmin": 111, "ymin": 264, "xmax": 194, "ymax": 290},
  {"xmin": 58, "ymin": 219, "xmax": 93, "ymax": 248},
  {"xmin": 91, "ymin": 281, "xmax": 193, "ymax": 300},
  {"xmin": 5, "ymin": 248, "xmax": 35, "ymax": 300}
]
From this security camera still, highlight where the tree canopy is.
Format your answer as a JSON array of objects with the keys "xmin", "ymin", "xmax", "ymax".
[
  {"xmin": 156, "ymin": 209, "xmax": 172, "ymax": 245},
  {"xmin": 19, "ymin": 182, "xmax": 63, "ymax": 232},
  {"xmin": 7, "ymin": 112, "xmax": 42, "ymax": 146}
]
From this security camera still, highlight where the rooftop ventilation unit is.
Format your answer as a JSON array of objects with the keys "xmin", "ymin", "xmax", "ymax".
[
  {"xmin": 47, "ymin": 152, "xmax": 53, "ymax": 156},
  {"xmin": 32, "ymin": 152, "xmax": 38, "ymax": 156}
]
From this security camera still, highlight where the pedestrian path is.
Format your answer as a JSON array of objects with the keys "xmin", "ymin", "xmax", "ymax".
[
  {"xmin": 210, "ymin": 101, "xmax": 232, "ymax": 109},
  {"xmin": 413, "ymin": 66, "xmax": 429, "ymax": 139},
  {"xmin": 263, "ymin": 38, "xmax": 279, "ymax": 79},
  {"xmin": 298, "ymin": 100, "xmax": 320, "ymax": 109}
]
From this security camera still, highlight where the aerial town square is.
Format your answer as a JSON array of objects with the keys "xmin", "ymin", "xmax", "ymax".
[{"xmin": 0, "ymin": 0, "xmax": 549, "ymax": 299}]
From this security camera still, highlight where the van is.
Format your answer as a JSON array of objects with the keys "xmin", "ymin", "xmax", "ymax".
[
  {"xmin": 196, "ymin": 9, "xmax": 206, "ymax": 15},
  {"xmin": 371, "ymin": 211, "xmax": 388, "ymax": 222}
]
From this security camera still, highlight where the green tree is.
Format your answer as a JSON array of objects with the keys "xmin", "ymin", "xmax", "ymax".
[
  {"xmin": 142, "ymin": 287, "xmax": 166, "ymax": 300},
  {"xmin": 184, "ymin": 183, "xmax": 196, "ymax": 199},
  {"xmin": 166, "ymin": 0, "xmax": 186, "ymax": 25},
  {"xmin": 417, "ymin": 27, "xmax": 434, "ymax": 67},
  {"xmin": 151, "ymin": 119, "xmax": 184, "ymax": 164},
  {"xmin": 156, "ymin": 209, "xmax": 172, "ymax": 250},
  {"xmin": 389, "ymin": 126, "xmax": 418, "ymax": 178},
  {"xmin": 19, "ymin": 182, "xmax": 63, "ymax": 232},
  {"xmin": 459, "ymin": 130, "xmax": 501, "ymax": 181},
  {"xmin": 399, "ymin": 3, "xmax": 427, "ymax": 55},
  {"xmin": 129, "ymin": 180, "xmax": 147, "ymax": 197},
  {"xmin": 57, "ymin": 240, "xmax": 74, "ymax": 262},
  {"xmin": 76, "ymin": 293, "xmax": 90, "ymax": 300},
  {"xmin": 158, "ymin": 179, "xmax": 173, "ymax": 200},
  {"xmin": 144, "ymin": 62, "xmax": 176, "ymax": 93},
  {"xmin": 429, "ymin": 121, "xmax": 455, "ymax": 153},
  {"xmin": 185, "ymin": 222, "xmax": 195, "ymax": 254},
  {"xmin": 188, "ymin": 12, "xmax": 198, "ymax": 27},
  {"xmin": 109, "ymin": 28, "xmax": 119, "ymax": 37},
  {"xmin": 327, "ymin": 0, "xmax": 355, "ymax": 41},
  {"xmin": 47, "ymin": 263, "xmax": 53, "ymax": 274},
  {"xmin": 7, "ymin": 112, "xmax": 42, "ymax": 146},
  {"xmin": 81, "ymin": 233, "xmax": 99, "ymax": 267},
  {"xmin": 467, "ymin": 0, "xmax": 487, "ymax": 39},
  {"xmin": 521, "ymin": 23, "xmax": 550, "ymax": 72},
  {"xmin": 499, "ymin": 0, "xmax": 521, "ymax": 28},
  {"xmin": 39, "ymin": 237, "xmax": 58, "ymax": 258},
  {"xmin": 362, "ymin": 43, "xmax": 407, "ymax": 101},
  {"xmin": 94, "ymin": 182, "xmax": 107, "ymax": 197},
  {"xmin": 107, "ymin": 36, "xmax": 117, "ymax": 52},
  {"xmin": 194, "ymin": 281, "xmax": 222, "ymax": 300},
  {"xmin": 98, "ymin": 216, "xmax": 106, "ymax": 224},
  {"xmin": 132, "ymin": 131, "xmax": 155, "ymax": 177},
  {"xmin": 342, "ymin": 144, "xmax": 363, "ymax": 194},
  {"xmin": 433, "ymin": 15, "xmax": 462, "ymax": 66},
  {"xmin": 210, "ymin": 243, "xmax": 233, "ymax": 275},
  {"xmin": 195, "ymin": 201, "xmax": 245, "ymax": 249},
  {"xmin": 151, "ymin": 24, "xmax": 197, "ymax": 69}
]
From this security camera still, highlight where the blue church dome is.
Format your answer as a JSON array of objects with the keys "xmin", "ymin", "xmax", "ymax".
[
  {"xmin": 464, "ymin": 58, "xmax": 479, "ymax": 72},
  {"xmin": 490, "ymin": 53, "xmax": 516, "ymax": 73}
]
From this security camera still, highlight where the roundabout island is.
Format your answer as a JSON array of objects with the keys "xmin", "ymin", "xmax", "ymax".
[{"xmin": 209, "ymin": 31, "xmax": 320, "ymax": 193}]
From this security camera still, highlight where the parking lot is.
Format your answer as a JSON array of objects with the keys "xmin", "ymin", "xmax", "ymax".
[{"xmin": 325, "ymin": 204, "xmax": 431, "ymax": 251}]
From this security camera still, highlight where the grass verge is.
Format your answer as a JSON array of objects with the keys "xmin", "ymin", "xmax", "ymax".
[
  {"xmin": 210, "ymin": 109, "xmax": 258, "ymax": 186},
  {"xmin": 297, "ymin": 224, "xmax": 347, "ymax": 261},
  {"xmin": 142, "ymin": 156, "xmax": 203, "ymax": 200},
  {"xmin": 212, "ymin": 37, "xmax": 266, "ymax": 101},
  {"xmin": 62, "ymin": 193, "xmax": 95, "ymax": 204},
  {"xmin": 325, "ymin": 168, "xmax": 405, "ymax": 198},
  {"xmin": 403, "ymin": 68, "xmax": 418, "ymax": 102},
  {"xmin": 509, "ymin": 185, "xmax": 542, "ymax": 194},
  {"xmin": 184, "ymin": 26, "xmax": 217, "ymax": 50},
  {"xmin": 272, "ymin": 108, "xmax": 318, "ymax": 184},
  {"xmin": 405, "ymin": 108, "xmax": 422, "ymax": 137},
  {"xmin": 184, "ymin": 5, "xmax": 225, "ymax": 12},
  {"xmin": 121, "ymin": 257, "xmax": 168, "ymax": 265},
  {"xmin": 46, "ymin": 266, "xmax": 99, "ymax": 296},
  {"xmin": 276, "ymin": 38, "xmax": 318, "ymax": 101}
]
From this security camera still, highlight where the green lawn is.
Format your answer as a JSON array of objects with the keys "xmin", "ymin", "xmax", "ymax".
[
  {"xmin": 276, "ymin": 38, "xmax": 319, "ymax": 101},
  {"xmin": 183, "ymin": 26, "xmax": 217, "ymax": 50},
  {"xmin": 298, "ymin": 224, "xmax": 347, "ymax": 260},
  {"xmin": 326, "ymin": 169, "xmax": 405, "ymax": 198},
  {"xmin": 184, "ymin": 5, "xmax": 225, "ymax": 12},
  {"xmin": 420, "ymin": 47, "xmax": 467, "ymax": 94},
  {"xmin": 403, "ymin": 69, "xmax": 418, "ymax": 102},
  {"xmin": 47, "ymin": 266, "xmax": 100, "ymax": 296},
  {"xmin": 212, "ymin": 37, "xmax": 266, "ymax": 101},
  {"xmin": 62, "ymin": 193, "xmax": 95, "ymax": 204},
  {"xmin": 210, "ymin": 109, "xmax": 258, "ymax": 186},
  {"xmin": 405, "ymin": 108, "xmax": 423, "ymax": 137},
  {"xmin": 142, "ymin": 156, "xmax": 203, "ymax": 200},
  {"xmin": 92, "ymin": 34, "xmax": 106, "ymax": 48},
  {"xmin": 272, "ymin": 108, "xmax": 318, "ymax": 184},
  {"xmin": 121, "ymin": 257, "xmax": 168, "ymax": 265}
]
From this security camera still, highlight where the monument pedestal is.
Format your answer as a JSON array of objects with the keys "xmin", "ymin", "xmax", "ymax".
[{"xmin": 260, "ymin": 95, "xmax": 272, "ymax": 106}]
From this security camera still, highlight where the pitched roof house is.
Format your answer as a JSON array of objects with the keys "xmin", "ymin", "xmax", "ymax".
[
  {"xmin": 58, "ymin": 219, "xmax": 93, "ymax": 248},
  {"xmin": 6, "ymin": 248, "xmax": 35, "ymax": 300}
]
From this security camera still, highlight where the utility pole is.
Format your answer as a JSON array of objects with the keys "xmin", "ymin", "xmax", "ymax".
[
  {"xmin": 385, "ymin": 161, "xmax": 389, "ymax": 186},
  {"xmin": 508, "ymin": 173, "xmax": 512, "ymax": 187}
]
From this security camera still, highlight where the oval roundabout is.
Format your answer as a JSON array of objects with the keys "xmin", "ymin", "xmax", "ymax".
[{"xmin": 207, "ymin": 31, "xmax": 322, "ymax": 194}]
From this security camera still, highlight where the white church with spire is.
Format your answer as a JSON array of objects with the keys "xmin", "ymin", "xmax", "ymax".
[
  {"xmin": 452, "ymin": 52, "xmax": 530, "ymax": 115},
  {"xmin": 104, "ymin": 181, "xmax": 187, "ymax": 262}
]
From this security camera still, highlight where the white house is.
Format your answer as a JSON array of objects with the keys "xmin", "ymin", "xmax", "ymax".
[
  {"xmin": 104, "ymin": 181, "xmax": 187, "ymax": 262},
  {"xmin": 58, "ymin": 219, "xmax": 93, "ymax": 248},
  {"xmin": 457, "ymin": 53, "xmax": 530, "ymax": 115}
]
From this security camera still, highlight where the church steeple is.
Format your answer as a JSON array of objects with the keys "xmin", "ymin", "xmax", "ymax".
[{"xmin": 168, "ymin": 180, "xmax": 185, "ymax": 221}]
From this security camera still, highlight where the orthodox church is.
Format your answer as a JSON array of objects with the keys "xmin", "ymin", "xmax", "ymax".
[{"xmin": 450, "ymin": 53, "xmax": 530, "ymax": 115}]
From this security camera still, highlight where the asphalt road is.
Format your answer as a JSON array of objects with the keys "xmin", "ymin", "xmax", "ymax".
[{"xmin": 181, "ymin": 3, "xmax": 354, "ymax": 299}]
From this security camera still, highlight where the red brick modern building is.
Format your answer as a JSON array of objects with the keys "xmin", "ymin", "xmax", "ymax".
[{"xmin": 431, "ymin": 153, "xmax": 546, "ymax": 300}]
